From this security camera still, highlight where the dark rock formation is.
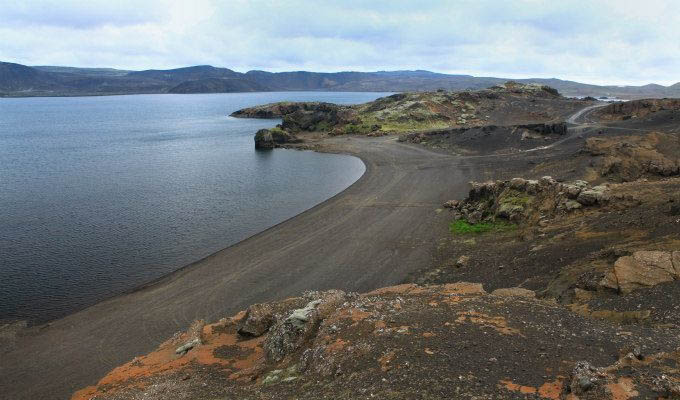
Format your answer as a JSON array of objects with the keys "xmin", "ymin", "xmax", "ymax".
[
  {"xmin": 593, "ymin": 98, "xmax": 680, "ymax": 120},
  {"xmin": 234, "ymin": 102, "xmax": 359, "ymax": 133},
  {"xmin": 254, "ymin": 129, "xmax": 275, "ymax": 149},
  {"xmin": 254, "ymin": 128, "xmax": 301, "ymax": 149}
]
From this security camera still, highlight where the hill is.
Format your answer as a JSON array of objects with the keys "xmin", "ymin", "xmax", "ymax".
[
  {"xmin": 1, "ymin": 60, "xmax": 679, "ymax": 98},
  {"xmin": 232, "ymin": 81, "xmax": 589, "ymax": 148}
]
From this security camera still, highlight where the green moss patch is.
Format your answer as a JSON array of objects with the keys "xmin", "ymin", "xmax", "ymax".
[
  {"xmin": 449, "ymin": 219, "xmax": 517, "ymax": 235},
  {"xmin": 498, "ymin": 189, "xmax": 532, "ymax": 207}
]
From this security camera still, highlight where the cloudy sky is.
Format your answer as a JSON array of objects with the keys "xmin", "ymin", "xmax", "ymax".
[{"xmin": 1, "ymin": 0, "xmax": 678, "ymax": 86}]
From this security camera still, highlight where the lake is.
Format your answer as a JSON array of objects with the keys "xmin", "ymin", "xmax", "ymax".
[{"xmin": 0, "ymin": 91, "xmax": 390, "ymax": 324}]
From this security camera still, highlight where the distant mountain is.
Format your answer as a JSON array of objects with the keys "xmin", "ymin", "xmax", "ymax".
[
  {"xmin": 0, "ymin": 62, "xmax": 66, "ymax": 92},
  {"xmin": 168, "ymin": 77, "xmax": 266, "ymax": 93},
  {"xmin": 0, "ymin": 61, "xmax": 678, "ymax": 99},
  {"xmin": 128, "ymin": 65, "xmax": 241, "ymax": 84},
  {"xmin": 33, "ymin": 65, "xmax": 131, "ymax": 77}
]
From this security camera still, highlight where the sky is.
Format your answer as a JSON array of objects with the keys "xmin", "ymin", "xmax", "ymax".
[{"xmin": 1, "ymin": 0, "xmax": 679, "ymax": 86}]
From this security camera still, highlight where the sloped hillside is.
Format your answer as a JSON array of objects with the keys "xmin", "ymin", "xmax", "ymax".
[{"xmin": 73, "ymin": 283, "xmax": 680, "ymax": 399}]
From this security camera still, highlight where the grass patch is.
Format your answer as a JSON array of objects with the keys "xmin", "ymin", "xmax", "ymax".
[
  {"xmin": 449, "ymin": 219, "xmax": 517, "ymax": 235},
  {"xmin": 358, "ymin": 115, "xmax": 450, "ymax": 133},
  {"xmin": 343, "ymin": 123, "xmax": 374, "ymax": 135}
]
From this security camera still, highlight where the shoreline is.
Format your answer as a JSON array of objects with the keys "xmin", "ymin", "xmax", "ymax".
[
  {"xmin": 6, "ymin": 149, "xmax": 367, "ymax": 328},
  {"xmin": 126, "ymin": 149, "xmax": 370, "ymax": 308},
  {"xmin": 1, "ymin": 133, "xmax": 477, "ymax": 400}
]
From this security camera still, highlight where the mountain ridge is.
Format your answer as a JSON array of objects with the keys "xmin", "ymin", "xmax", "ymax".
[{"xmin": 1, "ymin": 61, "xmax": 679, "ymax": 99}]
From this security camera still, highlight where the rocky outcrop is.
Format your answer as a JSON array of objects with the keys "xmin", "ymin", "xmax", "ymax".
[
  {"xmin": 233, "ymin": 82, "xmax": 584, "ymax": 139},
  {"xmin": 488, "ymin": 81, "xmax": 561, "ymax": 97},
  {"xmin": 281, "ymin": 104, "xmax": 358, "ymax": 133},
  {"xmin": 254, "ymin": 129, "xmax": 275, "ymax": 149},
  {"xmin": 72, "ymin": 282, "xmax": 680, "ymax": 400},
  {"xmin": 600, "ymin": 251, "xmax": 680, "ymax": 294},
  {"xmin": 264, "ymin": 290, "xmax": 350, "ymax": 362},
  {"xmin": 585, "ymin": 134, "xmax": 680, "ymax": 182},
  {"xmin": 254, "ymin": 128, "xmax": 301, "ymax": 149},
  {"xmin": 593, "ymin": 98, "xmax": 680, "ymax": 121},
  {"xmin": 445, "ymin": 176, "xmax": 610, "ymax": 224},
  {"xmin": 234, "ymin": 102, "xmax": 359, "ymax": 133},
  {"xmin": 237, "ymin": 303, "xmax": 276, "ymax": 337},
  {"xmin": 232, "ymin": 102, "xmax": 330, "ymax": 119}
]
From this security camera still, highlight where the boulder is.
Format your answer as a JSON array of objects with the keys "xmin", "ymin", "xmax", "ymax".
[
  {"xmin": 577, "ymin": 186, "xmax": 609, "ymax": 206},
  {"xmin": 238, "ymin": 303, "xmax": 276, "ymax": 337},
  {"xmin": 264, "ymin": 290, "xmax": 349, "ymax": 362},
  {"xmin": 254, "ymin": 129, "xmax": 275, "ymax": 149},
  {"xmin": 525, "ymin": 180, "xmax": 540, "ymax": 195},
  {"xmin": 175, "ymin": 338, "xmax": 201, "ymax": 355},
  {"xmin": 497, "ymin": 203, "xmax": 524, "ymax": 220},
  {"xmin": 254, "ymin": 128, "xmax": 300, "ymax": 149},
  {"xmin": 600, "ymin": 251, "xmax": 678, "ymax": 294},
  {"xmin": 564, "ymin": 200, "xmax": 582, "ymax": 211},
  {"xmin": 509, "ymin": 178, "xmax": 527, "ymax": 190},
  {"xmin": 455, "ymin": 255, "xmax": 470, "ymax": 268},
  {"xmin": 539, "ymin": 176, "xmax": 556, "ymax": 186},
  {"xmin": 562, "ymin": 184, "xmax": 583, "ymax": 199},
  {"xmin": 443, "ymin": 200, "xmax": 459, "ymax": 209},
  {"xmin": 467, "ymin": 210, "xmax": 483, "ymax": 224}
]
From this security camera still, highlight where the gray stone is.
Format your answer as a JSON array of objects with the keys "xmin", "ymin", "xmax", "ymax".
[
  {"xmin": 287, "ymin": 300, "xmax": 322, "ymax": 329},
  {"xmin": 467, "ymin": 211, "xmax": 483, "ymax": 224},
  {"xmin": 563, "ymin": 185, "xmax": 582, "ymax": 199},
  {"xmin": 525, "ymin": 180, "xmax": 539, "ymax": 194},
  {"xmin": 564, "ymin": 200, "xmax": 583, "ymax": 211},
  {"xmin": 443, "ymin": 200, "xmax": 459, "ymax": 209},
  {"xmin": 577, "ymin": 186, "xmax": 609, "ymax": 205},
  {"xmin": 455, "ymin": 255, "xmax": 470, "ymax": 268},
  {"xmin": 539, "ymin": 176, "xmax": 556, "ymax": 186},
  {"xmin": 175, "ymin": 338, "xmax": 201, "ymax": 355}
]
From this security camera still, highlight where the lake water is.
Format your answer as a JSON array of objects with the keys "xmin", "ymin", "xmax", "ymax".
[{"xmin": 0, "ymin": 91, "xmax": 389, "ymax": 324}]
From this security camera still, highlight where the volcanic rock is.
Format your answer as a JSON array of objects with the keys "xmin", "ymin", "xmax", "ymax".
[{"xmin": 600, "ymin": 251, "xmax": 679, "ymax": 294}]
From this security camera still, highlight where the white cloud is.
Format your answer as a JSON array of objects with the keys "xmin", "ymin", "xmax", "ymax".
[{"xmin": 0, "ymin": 0, "xmax": 678, "ymax": 85}]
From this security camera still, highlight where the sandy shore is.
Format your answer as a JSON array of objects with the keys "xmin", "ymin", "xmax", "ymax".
[{"xmin": 0, "ymin": 135, "xmax": 483, "ymax": 399}]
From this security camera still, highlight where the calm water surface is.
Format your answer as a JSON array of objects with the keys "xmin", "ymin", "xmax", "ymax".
[{"xmin": 0, "ymin": 92, "xmax": 390, "ymax": 323}]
